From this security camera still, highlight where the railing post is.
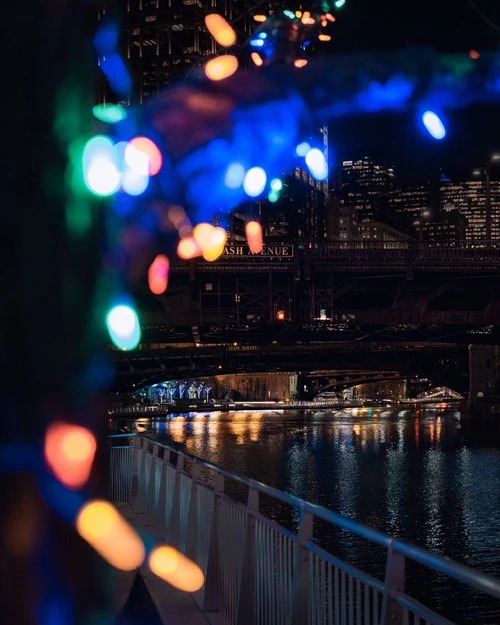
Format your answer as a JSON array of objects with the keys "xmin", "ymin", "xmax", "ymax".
[
  {"xmin": 136, "ymin": 439, "xmax": 149, "ymax": 512},
  {"xmin": 168, "ymin": 453, "xmax": 185, "ymax": 550},
  {"xmin": 154, "ymin": 449, "xmax": 170, "ymax": 540},
  {"xmin": 145, "ymin": 444, "xmax": 159, "ymax": 526},
  {"xmin": 203, "ymin": 472, "xmax": 225, "ymax": 612},
  {"xmin": 131, "ymin": 436, "xmax": 142, "ymax": 503},
  {"xmin": 236, "ymin": 488, "xmax": 259, "ymax": 625},
  {"xmin": 290, "ymin": 508, "xmax": 313, "ymax": 625},
  {"xmin": 186, "ymin": 461, "xmax": 202, "ymax": 562},
  {"xmin": 381, "ymin": 542, "xmax": 405, "ymax": 625}
]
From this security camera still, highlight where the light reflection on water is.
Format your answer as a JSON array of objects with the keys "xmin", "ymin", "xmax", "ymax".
[{"xmin": 111, "ymin": 407, "xmax": 500, "ymax": 623}]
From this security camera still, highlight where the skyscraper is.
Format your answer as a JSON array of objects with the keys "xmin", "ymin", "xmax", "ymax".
[
  {"xmin": 339, "ymin": 156, "xmax": 396, "ymax": 222},
  {"xmin": 440, "ymin": 180, "xmax": 500, "ymax": 245},
  {"xmin": 97, "ymin": 0, "xmax": 257, "ymax": 103}
]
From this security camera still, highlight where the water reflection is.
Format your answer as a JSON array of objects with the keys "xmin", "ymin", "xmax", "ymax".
[{"xmin": 110, "ymin": 406, "xmax": 500, "ymax": 622}]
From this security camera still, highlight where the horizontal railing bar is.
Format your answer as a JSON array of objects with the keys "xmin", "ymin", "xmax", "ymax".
[
  {"xmin": 108, "ymin": 445, "xmax": 134, "ymax": 449},
  {"xmin": 135, "ymin": 436, "xmax": 500, "ymax": 601},
  {"xmin": 390, "ymin": 540, "xmax": 500, "ymax": 599},
  {"xmin": 396, "ymin": 594, "xmax": 455, "ymax": 625},
  {"xmin": 306, "ymin": 541, "xmax": 385, "ymax": 593},
  {"xmin": 108, "ymin": 432, "xmax": 137, "ymax": 438},
  {"xmin": 138, "ymin": 437, "xmax": 394, "ymax": 546}
]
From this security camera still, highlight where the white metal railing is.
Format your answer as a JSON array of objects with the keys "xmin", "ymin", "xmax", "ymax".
[{"xmin": 108, "ymin": 434, "xmax": 500, "ymax": 625}]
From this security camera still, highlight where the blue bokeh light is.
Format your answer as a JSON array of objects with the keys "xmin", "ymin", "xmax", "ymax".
[
  {"xmin": 224, "ymin": 162, "xmax": 246, "ymax": 189},
  {"xmin": 422, "ymin": 111, "xmax": 446, "ymax": 140},
  {"xmin": 296, "ymin": 142, "xmax": 311, "ymax": 157},
  {"xmin": 305, "ymin": 148, "xmax": 328, "ymax": 181},
  {"xmin": 121, "ymin": 170, "xmax": 150, "ymax": 196},
  {"xmin": 243, "ymin": 167, "xmax": 267, "ymax": 197}
]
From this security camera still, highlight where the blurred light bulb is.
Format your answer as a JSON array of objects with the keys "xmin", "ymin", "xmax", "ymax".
[
  {"xmin": 246, "ymin": 221, "xmax": 263, "ymax": 254},
  {"xmin": 224, "ymin": 162, "xmax": 246, "ymax": 189},
  {"xmin": 106, "ymin": 304, "xmax": 141, "ymax": 350},
  {"xmin": 85, "ymin": 158, "xmax": 120, "ymax": 196},
  {"xmin": 305, "ymin": 148, "xmax": 328, "ymax": 180},
  {"xmin": 243, "ymin": 167, "xmax": 267, "ymax": 197},
  {"xmin": 202, "ymin": 227, "xmax": 227, "ymax": 262},
  {"xmin": 205, "ymin": 55, "xmax": 238, "ymax": 81},
  {"xmin": 251, "ymin": 52, "xmax": 263, "ymax": 67},
  {"xmin": 294, "ymin": 59, "xmax": 308, "ymax": 68},
  {"xmin": 177, "ymin": 237, "xmax": 202, "ymax": 260},
  {"xmin": 205, "ymin": 14, "xmax": 236, "ymax": 47},
  {"xmin": 422, "ymin": 111, "xmax": 446, "ymax": 140},
  {"xmin": 129, "ymin": 136, "xmax": 162, "ymax": 176},
  {"xmin": 44, "ymin": 422, "xmax": 97, "ymax": 489},
  {"xmin": 149, "ymin": 546, "xmax": 204, "ymax": 592},
  {"xmin": 76, "ymin": 500, "xmax": 145, "ymax": 571},
  {"xmin": 148, "ymin": 254, "xmax": 170, "ymax": 295}
]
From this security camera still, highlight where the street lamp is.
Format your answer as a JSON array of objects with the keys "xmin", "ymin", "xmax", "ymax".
[{"xmin": 473, "ymin": 153, "xmax": 500, "ymax": 245}]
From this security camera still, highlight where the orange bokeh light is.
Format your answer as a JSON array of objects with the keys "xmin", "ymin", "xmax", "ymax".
[
  {"xmin": 294, "ymin": 59, "xmax": 308, "ymax": 68},
  {"xmin": 44, "ymin": 422, "xmax": 96, "ymax": 489},
  {"xmin": 148, "ymin": 254, "xmax": 170, "ymax": 295},
  {"xmin": 201, "ymin": 226, "xmax": 227, "ymax": 262},
  {"xmin": 245, "ymin": 221, "xmax": 263, "ymax": 254},
  {"xmin": 205, "ymin": 55, "xmax": 238, "ymax": 81},
  {"xmin": 149, "ymin": 545, "xmax": 204, "ymax": 592},
  {"xmin": 76, "ymin": 500, "xmax": 145, "ymax": 571},
  {"xmin": 130, "ymin": 137, "xmax": 163, "ymax": 176},
  {"xmin": 468, "ymin": 49, "xmax": 480, "ymax": 60},
  {"xmin": 177, "ymin": 237, "xmax": 202, "ymax": 260},
  {"xmin": 193, "ymin": 222, "xmax": 215, "ymax": 248},
  {"xmin": 251, "ymin": 52, "xmax": 263, "ymax": 67},
  {"xmin": 205, "ymin": 14, "xmax": 236, "ymax": 47}
]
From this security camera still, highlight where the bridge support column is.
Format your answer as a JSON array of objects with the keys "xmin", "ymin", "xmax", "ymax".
[
  {"xmin": 468, "ymin": 345, "xmax": 500, "ymax": 420},
  {"xmin": 469, "ymin": 345, "xmax": 500, "ymax": 399}
]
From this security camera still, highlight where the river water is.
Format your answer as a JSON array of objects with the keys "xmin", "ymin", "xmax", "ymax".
[{"xmin": 111, "ymin": 406, "xmax": 500, "ymax": 623}]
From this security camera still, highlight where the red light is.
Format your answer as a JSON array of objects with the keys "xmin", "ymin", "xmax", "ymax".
[
  {"xmin": 148, "ymin": 254, "xmax": 170, "ymax": 295},
  {"xmin": 44, "ymin": 422, "xmax": 97, "ymax": 489},
  {"xmin": 130, "ymin": 137, "xmax": 163, "ymax": 176}
]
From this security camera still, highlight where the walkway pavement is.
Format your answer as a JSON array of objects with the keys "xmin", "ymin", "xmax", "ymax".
[{"xmin": 110, "ymin": 503, "xmax": 215, "ymax": 625}]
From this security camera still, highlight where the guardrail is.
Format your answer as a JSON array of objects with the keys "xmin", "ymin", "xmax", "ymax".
[{"xmin": 109, "ymin": 435, "xmax": 500, "ymax": 625}]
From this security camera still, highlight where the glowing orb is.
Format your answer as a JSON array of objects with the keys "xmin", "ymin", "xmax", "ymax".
[
  {"xmin": 205, "ymin": 14, "xmax": 236, "ymax": 47},
  {"xmin": 76, "ymin": 500, "xmax": 145, "ymax": 571},
  {"xmin": 148, "ymin": 254, "xmax": 170, "ymax": 295},
  {"xmin": 224, "ymin": 163, "xmax": 246, "ymax": 189},
  {"xmin": 85, "ymin": 158, "xmax": 121, "ymax": 196},
  {"xmin": 121, "ymin": 170, "xmax": 149, "ymax": 196},
  {"xmin": 129, "ymin": 136, "xmax": 162, "ymax": 175},
  {"xmin": 205, "ymin": 55, "xmax": 238, "ymax": 81},
  {"xmin": 106, "ymin": 304, "xmax": 141, "ymax": 350},
  {"xmin": 44, "ymin": 422, "xmax": 97, "ymax": 489},
  {"xmin": 422, "ymin": 111, "xmax": 446, "ymax": 140},
  {"xmin": 245, "ymin": 221, "xmax": 263, "ymax": 254},
  {"xmin": 243, "ymin": 167, "xmax": 267, "ymax": 197},
  {"xmin": 149, "ymin": 545, "xmax": 204, "ymax": 592},
  {"xmin": 305, "ymin": 148, "xmax": 328, "ymax": 181}
]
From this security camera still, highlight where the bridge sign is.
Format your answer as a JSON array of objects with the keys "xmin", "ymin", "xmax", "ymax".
[{"xmin": 221, "ymin": 244, "xmax": 294, "ymax": 259}]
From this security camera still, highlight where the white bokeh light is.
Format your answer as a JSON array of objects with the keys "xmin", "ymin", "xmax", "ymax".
[
  {"xmin": 243, "ymin": 167, "xmax": 267, "ymax": 197},
  {"xmin": 85, "ymin": 158, "xmax": 121, "ymax": 196}
]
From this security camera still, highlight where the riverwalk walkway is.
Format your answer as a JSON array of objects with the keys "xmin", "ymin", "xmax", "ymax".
[{"xmin": 109, "ymin": 434, "xmax": 500, "ymax": 625}]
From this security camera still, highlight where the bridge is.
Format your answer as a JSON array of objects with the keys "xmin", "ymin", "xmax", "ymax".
[
  {"xmin": 150, "ymin": 243, "xmax": 500, "ymax": 328},
  {"xmin": 108, "ymin": 434, "xmax": 500, "ymax": 625},
  {"xmin": 111, "ymin": 340, "xmax": 467, "ymax": 394}
]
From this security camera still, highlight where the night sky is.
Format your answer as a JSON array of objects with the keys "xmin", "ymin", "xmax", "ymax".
[{"xmin": 323, "ymin": 0, "xmax": 500, "ymax": 183}]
